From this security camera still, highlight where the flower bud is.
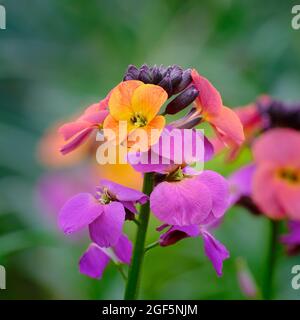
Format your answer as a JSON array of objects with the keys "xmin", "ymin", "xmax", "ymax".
[{"xmin": 165, "ymin": 85, "xmax": 199, "ymax": 115}]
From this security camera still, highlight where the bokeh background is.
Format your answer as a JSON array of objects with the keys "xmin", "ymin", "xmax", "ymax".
[{"xmin": 0, "ymin": 0, "xmax": 299, "ymax": 299}]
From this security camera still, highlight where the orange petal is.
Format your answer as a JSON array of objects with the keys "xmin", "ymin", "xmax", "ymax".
[
  {"xmin": 108, "ymin": 80, "xmax": 143, "ymax": 120},
  {"xmin": 131, "ymin": 84, "xmax": 168, "ymax": 122},
  {"xmin": 127, "ymin": 115, "xmax": 166, "ymax": 152},
  {"xmin": 208, "ymin": 106, "xmax": 245, "ymax": 146},
  {"xmin": 191, "ymin": 69, "xmax": 222, "ymax": 117}
]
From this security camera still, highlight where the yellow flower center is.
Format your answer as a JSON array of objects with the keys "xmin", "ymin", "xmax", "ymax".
[
  {"xmin": 278, "ymin": 168, "xmax": 300, "ymax": 184},
  {"xmin": 130, "ymin": 113, "xmax": 147, "ymax": 128}
]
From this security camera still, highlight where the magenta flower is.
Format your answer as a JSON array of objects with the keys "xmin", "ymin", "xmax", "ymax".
[
  {"xmin": 80, "ymin": 234, "xmax": 132, "ymax": 279},
  {"xmin": 150, "ymin": 169, "xmax": 229, "ymax": 226},
  {"xmin": 58, "ymin": 179, "xmax": 148, "ymax": 247},
  {"xmin": 158, "ymin": 222, "xmax": 229, "ymax": 276}
]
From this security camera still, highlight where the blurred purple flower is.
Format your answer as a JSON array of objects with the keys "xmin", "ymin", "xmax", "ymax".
[
  {"xmin": 58, "ymin": 179, "xmax": 148, "ymax": 247},
  {"xmin": 79, "ymin": 234, "xmax": 132, "ymax": 279},
  {"xmin": 281, "ymin": 221, "xmax": 300, "ymax": 255}
]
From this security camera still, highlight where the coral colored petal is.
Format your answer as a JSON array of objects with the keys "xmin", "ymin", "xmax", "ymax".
[
  {"xmin": 196, "ymin": 170, "xmax": 229, "ymax": 219},
  {"xmin": 191, "ymin": 69, "xmax": 223, "ymax": 117},
  {"xmin": 276, "ymin": 183, "xmax": 300, "ymax": 221},
  {"xmin": 150, "ymin": 176, "xmax": 212, "ymax": 226},
  {"xmin": 80, "ymin": 110, "xmax": 108, "ymax": 125},
  {"xmin": 60, "ymin": 127, "xmax": 94, "ymax": 155},
  {"xmin": 89, "ymin": 201, "xmax": 125, "ymax": 247},
  {"xmin": 252, "ymin": 164, "xmax": 285, "ymax": 219},
  {"xmin": 59, "ymin": 121, "xmax": 91, "ymax": 141},
  {"xmin": 99, "ymin": 179, "xmax": 148, "ymax": 204},
  {"xmin": 209, "ymin": 106, "xmax": 245, "ymax": 146},
  {"xmin": 253, "ymin": 128, "xmax": 300, "ymax": 166},
  {"xmin": 58, "ymin": 193, "xmax": 103, "ymax": 234},
  {"xmin": 113, "ymin": 234, "xmax": 133, "ymax": 264},
  {"xmin": 108, "ymin": 80, "xmax": 143, "ymax": 120},
  {"xmin": 131, "ymin": 84, "xmax": 168, "ymax": 122},
  {"xmin": 79, "ymin": 243, "xmax": 110, "ymax": 279},
  {"xmin": 201, "ymin": 230, "xmax": 230, "ymax": 277}
]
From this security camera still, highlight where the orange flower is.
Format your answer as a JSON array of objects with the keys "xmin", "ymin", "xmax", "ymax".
[{"xmin": 103, "ymin": 80, "xmax": 168, "ymax": 151}]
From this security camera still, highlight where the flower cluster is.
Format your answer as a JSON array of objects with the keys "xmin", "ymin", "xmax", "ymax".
[
  {"xmin": 228, "ymin": 96, "xmax": 300, "ymax": 255},
  {"xmin": 57, "ymin": 64, "xmax": 245, "ymax": 282}
]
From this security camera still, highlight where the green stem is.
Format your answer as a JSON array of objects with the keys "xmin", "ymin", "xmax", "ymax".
[
  {"xmin": 124, "ymin": 173, "xmax": 153, "ymax": 300},
  {"xmin": 145, "ymin": 241, "xmax": 159, "ymax": 253},
  {"xmin": 263, "ymin": 220, "xmax": 280, "ymax": 300}
]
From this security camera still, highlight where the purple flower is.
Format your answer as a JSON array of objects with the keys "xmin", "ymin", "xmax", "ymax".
[
  {"xmin": 128, "ymin": 127, "xmax": 214, "ymax": 174},
  {"xmin": 158, "ymin": 223, "xmax": 229, "ymax": 276},
  {"xmin": 58, "ymin": 179, "xmax": 148, "ymax": 247},
  {"xmin": 150, "ymin": 169, "xmax": 229, "ymax": 226},
  {"xmin": 281, "ymin": 221, "xmax": 300, "ymax": 255},
  {"xmin": 79, "ymin": 234, "xmax": 132, "ymax": 279}
]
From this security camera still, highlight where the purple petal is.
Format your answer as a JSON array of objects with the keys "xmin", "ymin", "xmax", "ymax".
[
  {"xmin": 159, "ymin": 225, "xmax": 200, "ymax": 246},
  {"xmin": 79, "ymin": 243, "xmax": 110, "ymax": 279},
  {"xmin": 58, "ymin": 193, "xmax": 103, "ymax": 234},
  {"xmin": 204, "ymin": 136, "xmax": 214, "ymax": 161},
  {"xmin": 122, "ymin": 201, "xmax": 137, "ymax": 214},
  {"xmin": 228, "ymin": 164, "xmax": 256, "ymax": 205},
  {"xmin": 201, "ymin": 230, "xmax": 230, "ymax": 277},
  {"xmin": 89, "ymin": 201, "xmax": 125, "ymax": 247},
  {"xmin": 197, "ymin": 170, "xmax": 229, "ymax": 219},
  {"xmin": 150, "ymin": 176, "xmax": 212, "ymax": 226},
  {"xmin": 99, "ymin": 179, "xmax": 148, "ymax": 204},
  {"xmin": 113, "ymin": 234, "xmax": 133, "ymax": 264},
  {"xmin": 281, "ymin": 221, "xmax": 300, "ymax": 245}
]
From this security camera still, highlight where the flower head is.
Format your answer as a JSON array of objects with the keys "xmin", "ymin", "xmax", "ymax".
[
  {"xmin": 59, "ymin": 97, "xmax": 109, "ymax": 154},
  {"xmin": 58, "ymin": 179, "xmax": 148, "ymax": 247},
  {"xmin": 79, "ymin": 234, "xmax": 132, "ymax": 279},
  {"xmin": 252, "ymin": 128, "xmax": 300, "ymax": 220},
  {"xmin": 103, "ymin": 80, "xmax": 168, "ymax": 151}
]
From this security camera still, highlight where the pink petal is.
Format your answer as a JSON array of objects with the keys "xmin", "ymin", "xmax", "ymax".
[
  {"xmin": 79, "ymin": 110, "xmax": 108, "ymax": 125},
  {"xmin": 197, "ymin": 170, "xmax": 229, "ymax": 219},
  {"xmin": 209, "ymin": 106, "xmax": 245, "ymax": 146},
  {"xmin": 252, "ymin": 164, "xmax": 285, "ymax": 219},
  {"xmin": 253, "ymin": 128, "xmax": 300, "ymax": 166},
  {"xmin": 150, "ymin": 176, "xmax": 212, "ymax": 226},
  {"xmin": 59, "ymin": 121, "xmax": 91, "ymax": 141},
  {"xmin": 276, "ymin": 183, "xmax": 300, "ymax": 221},
  {"xmin": 58, "ymin": 193, "xmax": 103, "ymax": 234},
  {"xmin": 191, "ymin": 69, "xmax": 223, "ymax": 117},
  {"xmin": 89, "ymin": 201, "xmax": 126, "ymax": 247},
  {"xmin": 159, "ymin": 225, "xmax": 200, "ymax": 246},
  {"xmin": 99, "ymin": 179, "xmax": 148, "ymax": 204},
  {"xmin": 201, "ymin": 230, "xmax": 230, "ymax": 277},
  {"xmin": 60, "ymin": 127, "xmax": 94, "ymax": 155},
  {"xmin": 113, "ymin": 234, "xmax": 133, "ymax": 264},
  {"xmin": 79, "ymin": 243, "xmax": 110, "ymax": 279}
]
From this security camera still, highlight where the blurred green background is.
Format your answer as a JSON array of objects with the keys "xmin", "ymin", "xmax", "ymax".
[{"xmin": 0, "ymin": 0, "xmax": 300, "ymax": 299}]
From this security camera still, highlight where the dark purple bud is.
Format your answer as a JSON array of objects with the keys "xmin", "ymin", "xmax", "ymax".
[
  {"xmin": 172, "ymin": 69, "xmax": 192, "ymax": 94},
  {"xmin": 169, "ymin": 68, "xmax": 183, "ymax": 88},
  {"xmin": 151, "ymin": 66, "xmax": 162, "ymax": 84},
  {"xmin": 158, "ymin": 76, "xmax": 173, "ymax": 97},
  {"xmin": 165, "ymin": 85, "xmax": 199, "ymax": 115},
  {"xmin": 124, "ymin": 65, "xmax": 139, "ymax": 80},
  {"xmin": 123, "ymin": 74, "xmax": 135, "ymax": 81},
  {"xmin": 138, "ymin": 69, "xmax": 152, "ymax": 83}
]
